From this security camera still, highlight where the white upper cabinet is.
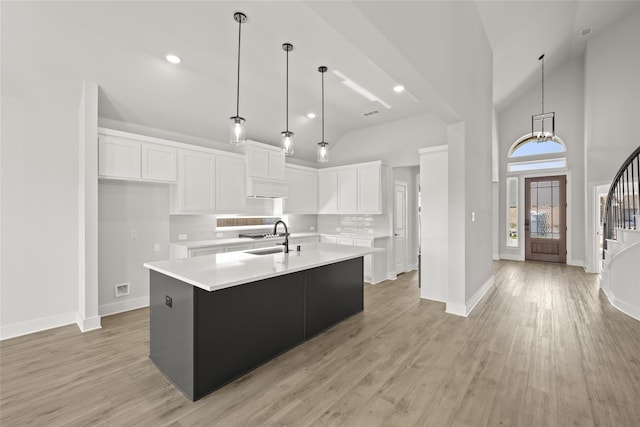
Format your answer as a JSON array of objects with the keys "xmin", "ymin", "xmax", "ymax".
[
  {"xmin": 98, "ymin": 134, "xmax": 141, "ymax": 180},
  {"xmin": 215, "ymin": 155, "xmax": 245, "ymax": 213},
  {"xmin": 284, "ymin": 165, "xmax": 318, "ymax": 214},
  {"xmin": 141, "ymin": 143, "xmax": 177, "ymax": 182},
  {"xmin": 317, "ymin": 161, "xmax": 384, "ymax": 215},
  {"xmin": 318, "ymin": 170, "xmax": 338, "ymax": 214},
  {"xmin": 98, "ymin": 130, "xmax": 176, "ymax": 183},
  {"xmin": 338, "ymin": 169, "xmax": 358, "ymax": 213},
  {"xmin": 172, "ymin": 150, "xmax": 216, "ymax": 213},
  {"xmin": 357, "ymin": 165, "xmax": 382, "ymax": 213},
  {"xmin": 244, "ymin": 141, "xmax": 285, "ymax": 181},
  {"xmin": 171, "ymin": 149, "xmax": 246, "ymax": 214},
  {"xmin": 240, "ymin": 141, "xmax": 287, "ymax": 198}
]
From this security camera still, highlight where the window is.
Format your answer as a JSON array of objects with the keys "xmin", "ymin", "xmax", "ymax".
[
  {"xmin": 506, "ymin": 177, "xmax": 518, "ymax": 247},
  {"xmin": 508, "ymin": 158, "xmax": 567, "ymax": 172},
  {"xmin": 510, "ymin": 138, "xmax": 565, "ymax": 157}
]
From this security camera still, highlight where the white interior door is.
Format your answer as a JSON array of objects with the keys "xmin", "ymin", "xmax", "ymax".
[{"xmin": 395, "ymin": 182, "xmax": 407, "ymax": 274}]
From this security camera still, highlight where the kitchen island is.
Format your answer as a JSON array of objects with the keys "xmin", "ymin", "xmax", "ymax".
[{"xmin": 144, "ymin": 243, "xmax": 377, "ymax": 401}]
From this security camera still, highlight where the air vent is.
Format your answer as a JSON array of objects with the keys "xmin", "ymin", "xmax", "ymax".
[
  {"xmin": 580, "ymin": 28, "xmax": 592, "ymax": 37},
  {"xmin": 363, "ymin": 110, "xmax": 379, "ymax": 117}
]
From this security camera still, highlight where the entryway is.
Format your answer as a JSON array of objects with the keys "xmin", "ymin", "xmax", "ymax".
[{"xmin": 524, "ymin": 175, "xmax": 566, "ymax": 263}]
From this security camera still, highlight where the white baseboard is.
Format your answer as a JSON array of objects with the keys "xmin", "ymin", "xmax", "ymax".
[
  {"xmin": 76, "ymin": 313, "xmax": 102, "ymax": 332},
  {"xmin": 99, "ymin": 296, "xmax": 149, "ymax": 317},
  {"xmin": 567, "ymin": 259, "xmax": 584, "ymax": 268},
  {"xmin": 0, "ymin": 311, "xmax": 77, "ymax": 341},
  {"xmin": 407, "ymin": 263, "xmax": 418, "ymax": 271},
  {"xmin": 498, "ymin": 253, "xmax": 523, "ymax": 261},
  {"xmin": 445, "ymin": 275, "xmax": 495, "ymax": 318},
  {"xmin": 387, "ymin": 271, "xmax": 397, "ymax": 281},
  {"xmin": 602, "ymin": 288, "xmax": 640, "ymax": 322},
  {"xmin": 492, "ymin": 253, "xmax": 500, "ymax": 261}
]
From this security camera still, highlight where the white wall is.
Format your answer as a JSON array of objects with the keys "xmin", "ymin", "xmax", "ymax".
[
  {"xmin": 98, "ymin": 181, "xmax": 170, "ymax": 316},
  {"xmin": 497, "ymin": 56, "xmax": 586, "ymax": 265},
  {"xmin": 584, "ymin": 9, "xmax": 640, "ymax": 273},
  {"xmin": 330, "ymin": 113, "xmax": 447, "ymax": 168},
  {"xmin": 1, "ymin": 93, "xmax": 84, "ymax": 339}
]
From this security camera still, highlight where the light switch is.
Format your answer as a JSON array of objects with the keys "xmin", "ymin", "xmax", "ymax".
[
  {"xmin": 178, "ymin": 234, "xmax": 187, "ymax": 241},
  {"xmin": 154, "ymin": 243, "xmax": 160, "ymax": 252},
  {"xmin": 130, "ymin": 229, "xmax": 138, "ymax": 239}
]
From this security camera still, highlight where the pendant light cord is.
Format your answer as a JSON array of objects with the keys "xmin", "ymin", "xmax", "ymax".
[
  {"xmin": 540, "ymin": 54, "xmax": 544, "ymax": 115},
  {"xmin": 236, "ymin": 17, "xmax": 242, "ymax": 117},
  {"xmin": 321, "ymin": 69, "xmax": 325, "ymax": 142},
  {"xmin": 286, "ymin": 49, "xmax": 289, "ymax": 132}
]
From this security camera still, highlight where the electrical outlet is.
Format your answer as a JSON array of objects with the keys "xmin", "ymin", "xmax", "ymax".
[
  {"xmin": 178, "ymin": 234, "xmax": 187, "ymax": 241},
  {"xmin": 165, "ymin": 295, "xmax": 172, "ymax": 308},
  {"xmin": 130, "ymin": 229, "xmax": 138, "ymax": 239},
  {"xmin": 115, "ymin": 283, "xmax": 130, "ymax": 298},
  {"xmin": 154, "ymin": 243, "xmax": 160, "ymax": 252}
]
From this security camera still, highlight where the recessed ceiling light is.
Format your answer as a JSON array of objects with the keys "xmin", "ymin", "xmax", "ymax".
[
  {"xmin": 307, "ymin": 113, "xmax": 316, "ymax": 119},
  {"xmin": 165, "ymin": 54, "xmax": 181, "ymax": 64},
  {"xmin": 393, "ymin": 85, "xmax": 405, "ymax": 93}
]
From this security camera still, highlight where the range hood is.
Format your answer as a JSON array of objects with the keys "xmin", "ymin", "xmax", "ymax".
[{"xmin": 245, "ymin": 177, "xmax": 288, "ymax": 199}]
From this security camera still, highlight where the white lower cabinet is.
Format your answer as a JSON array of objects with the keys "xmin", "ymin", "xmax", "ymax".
[
  {"xmin": 224, "ymin": 244, "xmax": 254, "ymax": 252},
  {"xmin": 322, "ymin": 235, "xmax": 387, "ymax": 284},
  {"xmin": 190, "ymin": 246, "xmax": 225, "ymax": 257}
]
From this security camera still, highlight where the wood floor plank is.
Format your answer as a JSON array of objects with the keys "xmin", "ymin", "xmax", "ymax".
[{"xmin": 2, "ymin": 261, "xmax": 640, "ymax": 426}]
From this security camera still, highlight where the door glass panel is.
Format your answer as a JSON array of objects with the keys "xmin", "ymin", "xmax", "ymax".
[
  {"xmin": 506, "ymin": 177, "xmax": 518, "ymax": 247},
  {"xmin": 529, "ymin": 179, "xmax": 561, "ymax": 240}
]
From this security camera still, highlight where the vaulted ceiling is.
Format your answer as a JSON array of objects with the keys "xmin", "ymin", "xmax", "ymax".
[{"xmin": 3, "ymin": 1, "xmax": 638, "ymax": 162}]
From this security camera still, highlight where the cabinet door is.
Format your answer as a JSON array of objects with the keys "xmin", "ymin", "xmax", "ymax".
[
  {"xmin": 357, "ymin": 166, "xmax": 381, "ymax": 213},
  {"xmin": 248, "ymin": 147, "xmax": 270, "ymax": 179},
  {"xmin": 190, "ymin": 247, "xmax": 224, "ymax": 257},
  {"xmin": 141, "ymin": 143, "xmax": 177, "ymax": 182},
  {"xmin": 175, "ymin": 150, "xmax": 215, "ymax": 212},
  {"xmin": 318, "ymin": 171, "xmax": 338, "ymax": 214},
  {"xmin": 338, "ymin": 169, "xmax": 358, "ymax": 213},
  {"xmin": 98, "ymin": 135, "xmax": 141, "ymax": 179},
  {"xmin": 285, "ymin": 168, "xmax": 318, "ymax": 213},
  {"xmin": 224, "ymin": 244, "xmax": 254, "ymax": 252},
  {"xmin": 320, "ymin": 235, "xmax": 337, "ymax": 244},
  {"xmin": 336, "ymin": 237, "xmax": 354, "ymax": 246},
  {"xmin": 215, "ymin": 156, "xmax": 245, "ymax": 213},
  {"xmin": 284, "ymin": 168, "xmax": 304, "ymax": 213},
  {"xmin": 268, "ymin": 151, "xmax": 285, "ymax": 181}
]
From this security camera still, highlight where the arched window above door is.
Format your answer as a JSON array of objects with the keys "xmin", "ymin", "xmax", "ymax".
[{"xmin": 507, "ymin": 133, "xmax": 566, "ymax": 173}]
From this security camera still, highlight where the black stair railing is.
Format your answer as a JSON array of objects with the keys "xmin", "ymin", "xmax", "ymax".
[{"xmin": 603, "ymin": 145, "xmax": 640, "ymax": 259}]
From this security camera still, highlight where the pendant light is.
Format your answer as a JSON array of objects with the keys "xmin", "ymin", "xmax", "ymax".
[
  {"xmin": 281, "ymin": 43, "xmax": 294, "ymax": 155},
  {"xmin": 317, "ymin": 66, "xmax": 329, "ymax": 163},
  {"xmin": 230, "ymin": 12, "xmax": 247, "ymax": 145},
  {"xmin": 531, "ymin": 54, "xmax": 555, "ymax": 142}
]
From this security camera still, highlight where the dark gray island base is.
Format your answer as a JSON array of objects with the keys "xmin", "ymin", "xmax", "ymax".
[{"xmin": 149, "ymin": 257, "xmax": 364, "ymax": 401}]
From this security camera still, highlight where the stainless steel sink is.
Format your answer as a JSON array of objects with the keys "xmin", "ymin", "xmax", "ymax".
[{"xmin": 245, "ymin": 247, "xmax": 285, "ymax": 256}]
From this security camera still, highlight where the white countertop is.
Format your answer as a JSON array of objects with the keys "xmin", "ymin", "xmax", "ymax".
[
  {"xmin": 171, "ymin": 232, "xmax": 320, "ymax": 249},
  {"xmin": 145, "ymin": 243, "xmax": 379, "ymax": 292}
]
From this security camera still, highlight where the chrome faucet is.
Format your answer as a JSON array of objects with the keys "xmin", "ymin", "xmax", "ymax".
[{"xmin": 273, "ymin": 220, "xmax": 289, "ymax": 253}]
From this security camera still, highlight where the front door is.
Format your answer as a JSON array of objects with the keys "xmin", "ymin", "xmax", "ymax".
[{"xmin": 525, "ymin": 175, "xmax": 566, "ymax": 263}]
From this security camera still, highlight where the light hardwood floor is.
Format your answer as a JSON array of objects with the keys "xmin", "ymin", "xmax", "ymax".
[{"xmin": 2, "ymin": 261, "xmax": 640, "ymax": 426}]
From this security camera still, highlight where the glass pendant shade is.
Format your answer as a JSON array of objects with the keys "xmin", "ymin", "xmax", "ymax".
[
  {"xmin": 281, "ymin": 131, "xmax": 294, "ymax": 155},
  {"xmin": 230, "ymin": 116, "xmax": 246, "ymax": 145},
  {"xmin": 317, "ymin": 141, "xmax": 329, "ymax": 163}
]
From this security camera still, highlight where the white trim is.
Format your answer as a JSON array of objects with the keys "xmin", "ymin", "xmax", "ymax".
[
  {"xmin": 492, "ymin": 253, "xmax": 500, "ymax": 261},
  {"xmin": 387, "ymin": 271, "xmax": 397, "ymax": 281},
  {"xmin": 76, "ymin": 313, "xmax": 102, "ymax": 332},
  {"xmin": 407, "ymin": 262, "xmax": 418, "ymax": 271},
  {"xmin": 445, "ymin": 275, "xmax": 495, "ymax": 317},
  {"xmin": 0, "ymin": 312, "xmax": 77, "ymax": 341},
  {"xmin": 601, "ymin": 288, "xmax": 640, "ymax": 322},
  {"xmin": 419, "ymin": 145, "xmax": 448, "ymax": 155},
  {"xmin": 499, "ymin": 252, "xmax": 524, "ymax": 261},
  {"xmin": 99, "ymin": 296, "xmax": 150, "ymax": 317},
  {"xmin": 567, "ymin": 259, "xmax": 584, "ymax": 268}
]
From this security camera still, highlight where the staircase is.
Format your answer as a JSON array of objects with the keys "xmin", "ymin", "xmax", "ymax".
[{"xmin": 601, "ymin": 146, "xmax": 640, "ymax": 321}]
